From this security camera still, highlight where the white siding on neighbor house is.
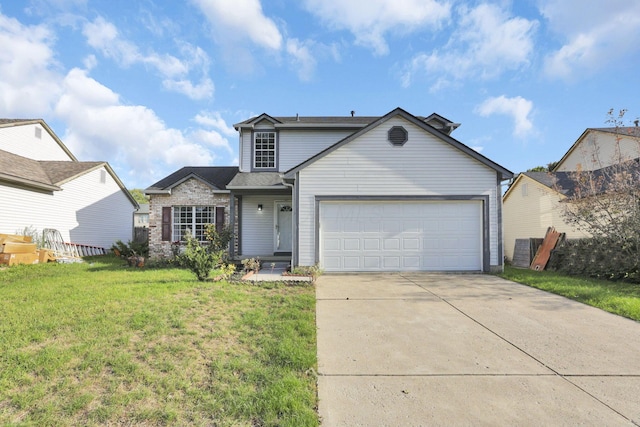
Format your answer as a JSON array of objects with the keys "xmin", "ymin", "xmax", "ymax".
[
  {"xmin": 557, "ymin": 131, "xmax": 640, "ymax": 172},
  {"xmin": 240, "ymin": 195, "xmax": 291, "ymax": 255},
  {"xmin": 1, "ymin": 167, "xmax": 135, "ymax": 249},
  {"xmin": 0, "ymin": 123, "xmax": 73, "ymax": 161},
  {"xmin": 296, "ymin": 116, "xmax": 500, "ymax": 267},
  {"xmin": 503, "ymin": 177, "xmax": 589, "ymax": 261}
]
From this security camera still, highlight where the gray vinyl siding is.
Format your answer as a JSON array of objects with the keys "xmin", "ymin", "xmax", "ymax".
[
  {"xmin": 0, "ymin": 123, "xmax": 73, "ymax": 161},
  {"xmin": 1, "ymin": 167, "xmax": 134, "ymax": 248},
  {"xmin": 296, "ymin": 116, "xmax": 500, "ymax": 267},
  {"xmin": 239, "ymin": 126, "xmax": 354, "ymax": 172},
  {"xmin": 279, "ymin": 130, "xmax": 354, "ymax": 171},
  {"xmin": 239, "ymin": 195, "xmax": 291, "ymax": 255},
  {"xmin": 240, "ymin": 130, "xmax": 252, "ymax": 172}
]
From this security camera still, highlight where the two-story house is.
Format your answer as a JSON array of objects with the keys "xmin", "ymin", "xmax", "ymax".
[
  {"xmin": 503, "ymin": 126, "xmax": 640, "ymax": 261},
  {"xmin": 229, "ymin": 107, "xmax": 512, "ymax": 272},
  {"xmin": 0, "ymin": 119, "xmax": 138, "ymax": 250}
]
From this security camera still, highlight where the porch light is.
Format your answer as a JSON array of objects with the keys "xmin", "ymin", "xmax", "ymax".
[{"xmin": 258, "ymin": 204, "xmax": 263, "ymax": 211}]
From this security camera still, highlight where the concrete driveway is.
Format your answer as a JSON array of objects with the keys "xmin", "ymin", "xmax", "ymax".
[{"xmin": 316, "ymin": 273, "xmax": 640, "ymax": 426}]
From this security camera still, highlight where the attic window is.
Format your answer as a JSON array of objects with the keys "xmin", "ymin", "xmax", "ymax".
[
  {"xmin": 35, "ymin": 127, "xmax": 42, "ymax": 139},
  {"xmin": 388, "ymin": 126, "xmax": 408, "ymax": 146}
]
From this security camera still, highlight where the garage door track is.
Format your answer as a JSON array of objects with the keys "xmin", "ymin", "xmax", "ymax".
[{"xmin": 316, "ymin": 273, "xmax": 640, "ymax": 426}]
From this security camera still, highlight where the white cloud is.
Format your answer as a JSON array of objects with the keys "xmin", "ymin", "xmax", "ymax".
[
  {"xmin": 476, "ymin": 95, "xmax": 534, "ymax": 138},
  {"xmin": 304, "ymin": 0, "xmax": 451, "ymax": 56},
  {"xmin": 402, "ymin": 3, "xmax": 537, "ymax": 89},
  {"xmin": 541, "ymin": 0, "xmax": 640, "ymax": 79},
  {"xmin": 192, "ymin": 0, "xmax": 282, "ymax": 50},
  {"xmin": 82, "ymin": 17, "xmax": 213, "ymax": 100},
  {"xmin": 194, "ymin": 111, "xmax": 236, "ymax": 136},
  {"xmin": 286, "ymin": 38, "xmax": 318, "ymax": 81},
  {"xmin": 0, "ymin": 13, "xmax": 63, "ymax": 116},
  {"xmin": 54, "ymin": 68, "xmax": 229, "ymax": 187}
]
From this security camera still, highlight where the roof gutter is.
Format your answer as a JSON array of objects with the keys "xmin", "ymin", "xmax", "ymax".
[{"xmin": 0, "ymin": 173, "xmax": 61, "ymax": 192}]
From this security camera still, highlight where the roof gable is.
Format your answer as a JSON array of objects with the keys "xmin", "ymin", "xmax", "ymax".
[
  {"xmin": 145, "ymin": 166, "xmax": 239, "ymax": 194},
  {"xmin": 284, "ymin": 107, "xmax": 513, "ymax": 180},
  {"xmin": 0, "ymin": 118, "xmax": 77, "ymax": 161},
  {"xmin": 553, "ymin": 127, "xmax": 640, "ymax": 172},
  {"xmin": 0, "ymin": 150, "xmax": 135, "ymax": 208}
]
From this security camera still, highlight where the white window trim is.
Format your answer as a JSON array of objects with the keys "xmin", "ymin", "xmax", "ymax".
[
  {"xmin": 253, "ymin": 131, "xmax": 277, "ymax": 170},
  {"xmin": 173, "ymin": 206, "xmax": 215, "ymax": 242}
]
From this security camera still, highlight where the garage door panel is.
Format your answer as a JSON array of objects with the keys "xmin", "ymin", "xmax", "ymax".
[
  {"xmin": 320, "ymin": 201, "xmax": 482, "ymax": 272},
  {"xmin": 403, "ymin": 238, "xmax": 420, "ymax": 250},
  {"xmin": 343, "ymin": 238, "xmax": 360, "ymax": 251},
  {"xmin": 344, "ymin": 257, "xmax": 360, "ymax": 269},
  {"xmin": 364, "ymin": 256, "xmax": 381, "ymax": 269},
  {"xmin": 383, "ymin": 239, "xmax": 400, "ymax": 250},
  {"xmin": 363, "ymin": 239, "xmax": 380, "ymax": 250},
  {"xmin": 383, "ymin": 257, "xmax": 400, "ymax": 269}
]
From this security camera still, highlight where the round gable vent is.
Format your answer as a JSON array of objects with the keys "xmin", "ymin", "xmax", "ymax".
[{"xmin": 388, "ymin": 126, "xmax": 408, "ymax": 146}]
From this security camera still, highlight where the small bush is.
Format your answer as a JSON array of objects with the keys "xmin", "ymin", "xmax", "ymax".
[
  {"xmin": 111, "ymin": 240, "xmax": 149, "ymax": 258},
  {"xmin": 176, "ymin": 227, "xmax": 236, "ymax": 281},
  {"xmin": 178, "ymin": 232, "xmax": 225, "ymax": 281},
  {"xmin": 549, "ymin": 237, "xmax": 640, "ymax": 283},
  {"xmin": 241, "ymin": 257, "xmax": 261, "ymax": 273}
]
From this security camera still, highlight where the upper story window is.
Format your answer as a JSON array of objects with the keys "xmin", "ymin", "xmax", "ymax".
[{"xmin": 254, "ymin": 131, "xmax": 276, "ymax": 169}]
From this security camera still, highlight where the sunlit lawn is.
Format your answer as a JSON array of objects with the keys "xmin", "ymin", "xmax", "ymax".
[
  {"xmin": 0, "ymin": 256, "xmax": 318, "ymax": 426},
  {"xmin": 501, "ymin": 266, "xmax": 640, "ymax": 321}
]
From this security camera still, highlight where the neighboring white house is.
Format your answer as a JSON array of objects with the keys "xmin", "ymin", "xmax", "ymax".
[
  {"xmin": 502, "ymin": 126, "xmax": 640, "ymax": 261},
  {"xmin": 230, "ymin": 108, "xmax": 513, "ymax": 272},
  {"xmin": 0, "ymin": 119, "xmax": 138, "ymax": 249},
  {"xmin": 134, "ymin": 204, "xmax": 150, "ymax": 228}
]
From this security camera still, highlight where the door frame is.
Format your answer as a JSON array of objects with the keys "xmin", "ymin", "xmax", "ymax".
[{"xmin": 273, "ymin": 200, "xmax": 293, "ymax": 254}]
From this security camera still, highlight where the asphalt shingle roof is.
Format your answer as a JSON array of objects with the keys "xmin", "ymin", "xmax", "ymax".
[
  {"xmin": 0, "ymin": 149, "xmax": 105, "ymax": 190},
  {"xmin": 145, "ymin": 166, "xmax": 239, "ymax": 191},
  {"xmin": 227, "ymin": 172, "xmax": 284, "ymax": 188}
]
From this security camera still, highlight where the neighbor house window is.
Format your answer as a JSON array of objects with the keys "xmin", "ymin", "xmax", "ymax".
[
  {"xmin": 173, "ymin": 206, "xmax": 215, "ymax": 242},
  {"xmin": 254, "ymin": 131, "xmax": 276, "ymax": 169}
]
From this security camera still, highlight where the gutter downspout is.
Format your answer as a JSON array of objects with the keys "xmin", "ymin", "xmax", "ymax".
[{"xmin": 281, "ymin": 174, "xmax": 297, "ymax": 267}]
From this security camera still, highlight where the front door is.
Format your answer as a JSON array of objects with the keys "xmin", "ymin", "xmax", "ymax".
[{"xmin": 275, "ymin": 202, "xmax": 292, "ymax": 253}]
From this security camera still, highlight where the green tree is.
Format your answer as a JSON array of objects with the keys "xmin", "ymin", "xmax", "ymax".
[{"xmin": 129, "ymin": 188, "xmax": 149, "ymax": 204}]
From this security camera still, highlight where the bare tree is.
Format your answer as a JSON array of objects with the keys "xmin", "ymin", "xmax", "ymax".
[{"xmin": 556, "ymin": 109, "xmax": 640, "ymax": 255}]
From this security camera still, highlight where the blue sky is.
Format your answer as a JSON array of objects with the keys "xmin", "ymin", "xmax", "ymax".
[{"xmin": 1, "ymin": 0, "xmax": 639, "ymax": 189}]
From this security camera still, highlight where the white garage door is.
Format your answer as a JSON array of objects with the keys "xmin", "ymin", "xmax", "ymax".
[{"xmin": 320, "ymin": 201, "xmax": 482, "ymax": 272}]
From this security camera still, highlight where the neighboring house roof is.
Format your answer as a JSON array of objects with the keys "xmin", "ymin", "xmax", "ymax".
[
  {"xmin": 227, "ymin": 172, "xmax": 286, "ymax": 190},
  {"xmin": 145, "ymin": 166, "xmax": 239, "ymax": 194},
  {"xmin": 283, "ymin": 107, "xmax": 513, "ymax": 180},
  {"xmin": 0, "ymin": 149, "xmax": 137, "ymax": 208},
  {"xmin": 505, "ymin": 159, "xmax": 640, "ymax": 201},
  {"xmin": 0, "ymin": 118, "xmax": 78, "ymax": 161},
  {"xmin": 503, "ymin": 171, "xmax": 576, "ymax": 202},
  {"xmin": 135, "ymin": 204, "xmax": 149, "ymax": 214},
  {"xmin": 552, "ymin": 126, "xmax": 640, "ymax": 172}
]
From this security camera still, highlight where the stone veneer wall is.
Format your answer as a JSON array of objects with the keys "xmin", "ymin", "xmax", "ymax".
[{"xmin": 148, "ymin": 179, "xmax": 233, "ymax": 259}]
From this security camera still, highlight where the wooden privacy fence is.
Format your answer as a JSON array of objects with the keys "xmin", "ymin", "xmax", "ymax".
[{"xmin": 134, "ymin": 227, "xmax": 149, "ymax": 244}]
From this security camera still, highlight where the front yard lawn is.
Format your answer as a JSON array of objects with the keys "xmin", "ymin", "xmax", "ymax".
[
  {"xmin": 500, "ymin": 266, "xmax": 640, "ymax": 322},
  {"xmin": 0, "ymin": 256, "xmax": 318, "ymax": 426}
]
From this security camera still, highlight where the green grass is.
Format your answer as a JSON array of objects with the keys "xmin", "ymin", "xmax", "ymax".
[
  {"xmin": 0, "ymin": 256, "xmax": 318, "ymax": 426},
  {"xmin": 500, "ymin": 266, "xmax": 640, "ymax": 321}
]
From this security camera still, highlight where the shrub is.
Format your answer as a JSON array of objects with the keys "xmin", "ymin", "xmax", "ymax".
[
  {"xmin": 178, "ymin": 232, "xmax": 226, "ymax": 281},
  {"xmin": 548, "ymin": 237, "xmax": 640, "ymax": 283},
  {"xmin": 111, "ymin": 239, "xmax": 149, "ymax": 258},
  {"xmin": 241, "ymin": 257, "xmax": 261, "ymax": 273},
  {"xmin": 177, "ymin": 227, "xmax": 235, "ymax": 281}
]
